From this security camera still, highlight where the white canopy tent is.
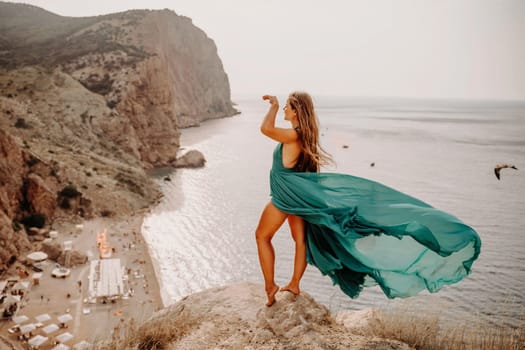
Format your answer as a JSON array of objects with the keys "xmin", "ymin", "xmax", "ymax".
[
  {"xmin": 43, "ymin": 323, "xmax": 60, "ymax": 335},
  {"xmin": 35, "ymin": 313, "xmax": 51, "ymax": 323},
  {"xmin": 12, "ymin": 314, "xmax": 29, "ymax": 324},
  {"xmin": 28, "ymin": 334, "xmax": 48, "ymax": 348},
  {"xmin": 56, "ymin": 332, "xmax": 74, "ymax": 343},
  {"xmin": 19, "ymin": 323, "xmax": 36, "ymax": 334},
  {"xmin": 57, "ymin": 313, "xmax": 73, "ymax": 325},
  {"xmin": 52, "ymin": 343, "xmax": 70, "ymax": 350}
]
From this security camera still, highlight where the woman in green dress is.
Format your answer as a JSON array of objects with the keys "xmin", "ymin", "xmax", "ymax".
[{"xmin": 255, "ymin": 92, "xmax": 481, "ymax": 307}]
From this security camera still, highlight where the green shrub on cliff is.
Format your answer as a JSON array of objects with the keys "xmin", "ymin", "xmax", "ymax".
[
  {"xmin": 58, "ymin": 184, "xmax": 82, "ymax": 198},
  {"xmin": 14, "ymin": 117, "xmax": 30, "ymax": 129}
]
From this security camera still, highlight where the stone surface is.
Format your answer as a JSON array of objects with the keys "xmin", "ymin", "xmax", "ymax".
[
  {"xmin": 133, "ymin": 282, "xmax": 413, "ymax": 350},
  {"xmin": 173, "ymin": 150, "xmax": 206, "ymax": 168},
  {"xmin": 56, "ymin": 250, "xmax": 88, "ymax": 267},
  {"xmin": 40, "ymin": 242, "xmax": 62, "ymax": 261},
  {"xmin": 336, "ymin": 309, "xmax": 381, "ymax": 333},
  {"xmin": 25, "ymin": 173, "xmax": 56, "ymax": 219}
]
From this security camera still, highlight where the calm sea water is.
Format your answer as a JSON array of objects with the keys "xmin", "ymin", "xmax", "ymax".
[{"xmin": 142, "ymin": 97, "xmax": 525, "ymax": 328}]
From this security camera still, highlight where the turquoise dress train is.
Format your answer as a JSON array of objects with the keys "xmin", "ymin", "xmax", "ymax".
[{"xmin": 269, "ymin": 143, "xmax": 481, "ymax": 298}]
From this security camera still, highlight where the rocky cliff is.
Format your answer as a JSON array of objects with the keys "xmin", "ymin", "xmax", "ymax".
[
  {"xmin": 102, "ymin": 282, "xmax": 412, "ymax": 350},
  {"xmin": 0, "ymin": 2, "xmax": 237, "ymax": 273}
]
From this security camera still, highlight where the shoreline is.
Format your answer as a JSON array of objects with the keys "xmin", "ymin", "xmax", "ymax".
[
  {"xmin": 0, "ymin": 211, "xmax": 164, "ymax": 348},
  {"xmin": 1, "ymin": 115, "xmax": 235, "ymax": 349},
  {"xmin": 139, "ymin": 217, "xmax": 169, "ymax": 308}
]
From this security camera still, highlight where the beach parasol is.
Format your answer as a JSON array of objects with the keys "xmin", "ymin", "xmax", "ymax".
[{"xmin": 27, "ymin": 251, "xmax": 48, "ymax": 262}]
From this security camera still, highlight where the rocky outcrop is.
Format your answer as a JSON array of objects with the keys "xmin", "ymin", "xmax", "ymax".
[
  {"xmin": 0, "ymin": 130, "xmax": 26, "ymax": 219},
  {"xmin": 57, "ymin": 250, "xmax": 88, "ymax": 267},
  {"xmin": 25, "ymin": 173, "xmax": 56, "ymax": 219},
  {"xmin": 113, "ymin": 282, "xmax": 412, "ymax": 350},
  {"xmin": 0, "ymin": 211, "xmax": 31, "ymax": 275},
  {"xmin": 173, "ymin": 150, "xmax": 206, "ymax": 168},
  {"xmin": 0, "ymin": 129, "xmax": 36, "ymax": 274}
]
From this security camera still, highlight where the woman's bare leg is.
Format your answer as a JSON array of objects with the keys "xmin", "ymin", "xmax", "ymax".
[
  {"xmin": 255, "ymin": 202, "xmax": 288, "ymax": 306},
  {"xmin": 281, "ymin": 215, "xmax": 306, "ymax": 295}
]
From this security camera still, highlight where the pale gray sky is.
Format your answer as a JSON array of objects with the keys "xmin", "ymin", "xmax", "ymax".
[{"xmin": 5, "ymin": 0, "xmax": 525, "ymax": 100}]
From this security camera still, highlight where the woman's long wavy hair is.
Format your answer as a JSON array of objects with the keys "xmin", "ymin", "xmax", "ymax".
[{"xmin": 288, "ymin": 91, "xmax": 333, "ymax": 172}]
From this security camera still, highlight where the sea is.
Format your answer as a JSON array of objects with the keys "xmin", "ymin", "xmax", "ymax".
[{"xmin": 142, "ymin": 96, "xmax": 525, "ymax": 329}]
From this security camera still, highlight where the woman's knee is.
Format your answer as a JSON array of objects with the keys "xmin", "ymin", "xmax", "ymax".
[
  {"xmin": 255, "ymin": 226, "xmax": 272, "ymax": 242},
  {"xmin": 255, "ymin": 202, "xmax": 287, "ymax": 242}
]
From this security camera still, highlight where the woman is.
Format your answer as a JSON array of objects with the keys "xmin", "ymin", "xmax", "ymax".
[
  {"xmin": 255, "ymin": 92, "xmax": 330, "ymax": 306},
  {"xmin": 255, "ymin": 92, "xmax": 481, "ymax": 307}
]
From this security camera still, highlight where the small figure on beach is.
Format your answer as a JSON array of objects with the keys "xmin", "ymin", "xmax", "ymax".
[
  {"xmin": 255, "ymin": 92, "xmax": 481, "ymax": 307},
  {"xmin": 494, "ymin": 164, "xmax": 518, "ymax": 180}
]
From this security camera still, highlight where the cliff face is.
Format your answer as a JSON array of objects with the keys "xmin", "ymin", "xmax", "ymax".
[
  {"xmin": 0, "ymin": 2, "xmax": 237, "ymax": 273},
  {"xmin": 0, "ymin": 131, "xmax": 31, "ymax": 269}
]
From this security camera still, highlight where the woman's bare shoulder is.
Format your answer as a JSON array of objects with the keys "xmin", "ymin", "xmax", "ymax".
[{"xmin": 261, "ymin": 126, "xmax": 299, "ymax": 144}]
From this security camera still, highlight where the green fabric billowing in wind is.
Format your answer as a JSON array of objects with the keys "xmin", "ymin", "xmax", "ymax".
[{"xmin": 269, "ymin": 143, "xmax": 481, "ymax": 298}]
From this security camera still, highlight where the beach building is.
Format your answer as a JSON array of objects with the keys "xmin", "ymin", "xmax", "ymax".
[
  {"xmin": 88, "ymin": 259, "xmax": 124, "ymax": 303},
  {"xmin": 1, "ymin": 294, "xmax": 20, "ymax": 319},
  {"xmin": 11, "ymin": 281, "xmax": 30, "ymax": 296}
]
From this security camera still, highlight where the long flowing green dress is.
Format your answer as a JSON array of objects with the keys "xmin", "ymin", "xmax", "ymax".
[{"xmin": 270, "ymin": 143, "xmax": 481, "ymax": 298}]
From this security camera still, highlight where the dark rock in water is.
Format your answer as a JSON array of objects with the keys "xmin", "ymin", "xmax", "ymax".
[
  {"xmin": 342, "ymin": 145, "xmax": 349, "ymax": 149},
  {"xmin": 163, "ymin": 176, "xmax": 171, "ymax": 182},
  {"xmin": 173, "ymin": 150, "xmax": 206, "ymax": 168},
  {"xmin": 370, "ymin": 162, "xmax": 375, "ymax": 167}
]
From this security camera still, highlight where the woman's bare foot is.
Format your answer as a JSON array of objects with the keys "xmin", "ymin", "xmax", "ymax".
[
  {"xmin": 280, "ymin": 283, "xmax": 300, "ymax": 295},
  {"xmin": 265, "ymin": 284, "xmax": 279, "ymax": 307}
]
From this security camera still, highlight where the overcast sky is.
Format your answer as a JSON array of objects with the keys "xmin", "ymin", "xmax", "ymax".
[{"xmin": 5, "ymin": 0, "xmax": 525, "ymax": 101}]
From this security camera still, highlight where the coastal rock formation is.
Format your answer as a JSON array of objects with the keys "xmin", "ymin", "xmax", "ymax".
[
  {"xmin": 0, "ymin": 211, "xmax": 31, "ymax": 275},
  {"xmin": 0, "ymin": 130, "xmax": 26, "ymax": 219},
  {"xmin": 0, "ymin": 2, "xmax": 237, "ymax": 274},
  {"xmin": 122, "ymin": 282, "xmax": 412, "ymax": 350},
  {"xmin": 173, "ymin": 149, "xmax": 206, "ymax": 168},
  {"xmin": 25, "ymin": 173, "xmax": 56, "ymax": 219},
  {"xmin": 0, "ymin": 130, "xmax": 46, "ymax": 273}
]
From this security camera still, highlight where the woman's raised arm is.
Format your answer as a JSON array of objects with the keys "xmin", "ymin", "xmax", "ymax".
[{"xmin": 260, "ymin": 95, "xmax": 298, "ymax": 143}]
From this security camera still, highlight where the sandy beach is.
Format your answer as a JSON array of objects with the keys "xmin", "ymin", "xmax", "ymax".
[{"xmin": 0, "ymin": 213, "xmax": 163, "ymax": 349}]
